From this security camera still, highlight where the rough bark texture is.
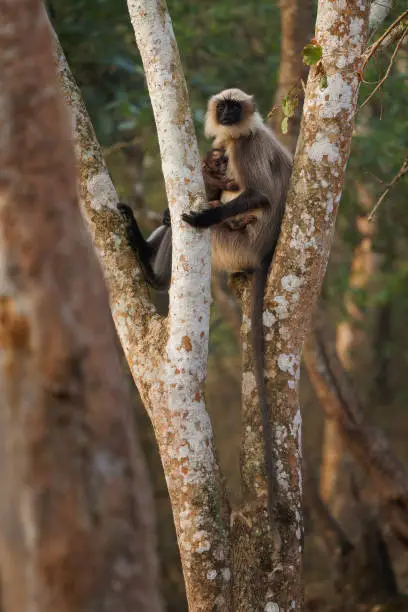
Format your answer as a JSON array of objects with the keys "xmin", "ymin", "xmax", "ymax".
[
  {"xmin": 52, "ymin": 0, "xmax": 378, "ymax": 608},
  {"xmin": 126, "ymin": 4, "xmax": 231, "ymax": 609},
  {"xmin": 261, "ymin": 1, "xmax": 370, "ymax": 609},
  {"xmin": 0, "ymin": 2, "xmax": 162, "ymax": 611},
  {"xmin": 54, "ymin": 3, "xmax": 231, "ymax": 609},
  {"xmin": 269, "ymin": 0, "xmax": 314, "ymax": 152}
]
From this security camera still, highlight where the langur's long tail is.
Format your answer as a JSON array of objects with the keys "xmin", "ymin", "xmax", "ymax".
[{"xmin": 251, "ymin": 256, "xmax": 276, "ymax": 525}]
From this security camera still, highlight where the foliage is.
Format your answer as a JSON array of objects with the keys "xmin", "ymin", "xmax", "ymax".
[{"xmin": 302, "ymin": 42, "xmax": 322, "ymax": 66}]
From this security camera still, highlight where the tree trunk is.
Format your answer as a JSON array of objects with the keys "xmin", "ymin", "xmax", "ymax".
[
  {"xmin": 260, "ymin": 1, "xmax": 371, "ymax": 607},
  {"xmin": 0, "ymin": 2, "xmax": 162, "ymax": 611},
  {"xmin": 53, "ymin": 1, "xmax": 374, "ymax": 609},
  {"xmin": 269, "ymin": 0, "xmax": 314, "ymax": 152},
  {"xmin": 54, "ymin": 2, "xmax": 231, "ymax": 608}
]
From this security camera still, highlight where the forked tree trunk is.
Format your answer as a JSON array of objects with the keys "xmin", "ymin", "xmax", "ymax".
[
  {"xmin": 0, "ymin": 2, "xmax": 161, "ymax": 611},
  {"xmin": 54, "ymin": 0, "xmax": 371, "ymax": 609},
  {"xmin": 54, "ymin": 4, "xmax": 231, "ymax": 610}
]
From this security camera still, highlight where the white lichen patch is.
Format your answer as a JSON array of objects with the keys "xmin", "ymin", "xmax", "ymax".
[
  {"xmin": 325, "ymin": 192, "xmax": 334, "ymax": 220},
  {"xmin": 86, "ymin": 170, "xmax": 118, "ymax": 211},
  {"xmin": 281, "ymin": 274, "xmax": 302, "ymax": 293},
  {"xmin": 274, "ymin": 425, "xmax": 288, "ymax": 448},
  {"xmin": 277, "ymin": 353, "xmax": 298, "ymax": 377},
  {"xmin": 308, "ymin": 133, "xmax": 340, "ymax": 164},
  {"xmin": 349, "ymin": 17, "xmax": 365, "ymax": 46},
  {"xmin": 263, "ymin": 310, "xmax": 276, "ymax": 327},
  {"xmin": 276, "ymin": 459, "xmax": 290, "ymax": 491},
  {"xmin": 207, "ymin": 569, "xmax": 217, "ymax": 580},
  {"xmin": 264, "ymin": 603, "xmax": 279, "ymax": 612},
  {"xmin": 273, "ymin": 295, "xmax": 289, "ymax": 320},
  {"xmin": 222, "ymin": 567, "xmax": 231, "ymax": 582},
  {"xmin": 318, "ymin": 74, "xmax": 354, "ymax": 119}
]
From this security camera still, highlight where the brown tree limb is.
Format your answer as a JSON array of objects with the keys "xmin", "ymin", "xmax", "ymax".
[
  {"xmin": 0, "ymin": 1, "xmax": 162, "ymax": 610},
  {"xmin": 368, "ymin": 154, "xmax": 408, "ymax": 220},
  {"xmin": 304, "ymin": 304, "xmax": 408, "ymax": 546},
  {"xmin": 363, "ymin": 8, "xmax": 408, "ymax": 67},
  {"xmin": 360, "ymin": 27, "xmax": 408, "ymax": 108}
]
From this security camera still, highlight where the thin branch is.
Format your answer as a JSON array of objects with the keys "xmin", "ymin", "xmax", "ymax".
[
  {"xmin": 360, "ymin": 28, "xmax": 407, "ymax": 109},
  {"xmin": 363, "ymin": 8, "xmax": 408, "ymax": 67},
  {"xmin": 368, "ymin": 155, "xmax": 408, "ymax": 220},
  {"xmin": 103, "ymin": 135, "xmax": 143, "ymax": 157},
  {"xmin": 304, "ymin": 304, "xmax": 408, "ymax": 546}
]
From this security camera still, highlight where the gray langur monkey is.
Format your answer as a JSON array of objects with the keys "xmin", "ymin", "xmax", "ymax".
[{"xmin": 118, "ymin": 88, "xmax": 293, "ymax": 523}]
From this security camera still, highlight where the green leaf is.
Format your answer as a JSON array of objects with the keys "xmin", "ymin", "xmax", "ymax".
[
  {"xmin": 303, "ymin": 43, "xmax": 322, "ymax": 66},
  {"xmin": 281, "ymin": 116, "xmax": 289, "ymax": 134},
  {"xmin": 282, "ymin": 94, "xmax": 297, "ymax": 118},
  {"xmin": 319, "ymin": 74, "xmax": 328, "ymax": 90}
]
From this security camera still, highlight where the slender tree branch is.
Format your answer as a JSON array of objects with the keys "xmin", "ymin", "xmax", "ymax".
[
  {"xmin": 304, "ymin": 304, "xmax": 408, "ymax": 546},
  {"xmin": 360, "ymin": 27, "xmax": 407, "ymax": 108},
  {"xmin": 363, "ymin": 8, "xmax": 408, "ymax": 67},
  {"xmin": 368, "ymin": 154, "xmax": 408, "ymax": 220}
]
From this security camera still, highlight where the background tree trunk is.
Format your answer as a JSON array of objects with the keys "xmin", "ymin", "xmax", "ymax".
[
  {"xmin": 0, "ymin": 2, "xmax": 162, "ymax": 611},
  {"xmin": 269, "ymin": 0, "xmax": 314, "ymax": 152}
]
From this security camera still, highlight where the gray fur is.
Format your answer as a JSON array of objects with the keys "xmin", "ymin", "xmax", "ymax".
[
  {"xmin": 211, "ymin": 123, "xmax": 292, "ymax": 271},
  {"xmin": 150, "ymin": 225, "xmax": 172, "ymax": 288}
]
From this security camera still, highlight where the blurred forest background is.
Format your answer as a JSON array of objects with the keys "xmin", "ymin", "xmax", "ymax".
[{"xmin": 49, "ymin": 0, "xmax": 408, "ymax": 609}]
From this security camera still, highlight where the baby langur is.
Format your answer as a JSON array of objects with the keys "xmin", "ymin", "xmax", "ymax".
[
  {"xmin": 118, "ymin": 89, "xmax": 292, "ymax": 525},
  {"xmin": 117, "ymin": 148, "xmax": 235, "ymax": 291},
  {"xmin": 183, "ymin": 89, "xmax": 292, "ymax": 526}
]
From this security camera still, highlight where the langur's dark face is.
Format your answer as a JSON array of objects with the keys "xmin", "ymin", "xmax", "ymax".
[{"xmin": 216, "ymin": 99, "xmax": 242, "ymax": 126}]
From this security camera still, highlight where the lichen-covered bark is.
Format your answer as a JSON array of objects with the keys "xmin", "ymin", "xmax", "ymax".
[
  {"xmin": 51, "ymin": 31, "xmax": 165, "ymax": 398},
  {"xmin": 125, "ymin": 4, "xmax": 231, "ymax": 608},
  {"xmin": 52, "ymin": 2, "xmax": 230, "ymax": 608},
  {"xmin": 243, "ymin": 1, "xmax": 371, "ymax": 609},
  {"xmin": 0, "ymin": 2, "xmax": 162, "ymax": 610}
]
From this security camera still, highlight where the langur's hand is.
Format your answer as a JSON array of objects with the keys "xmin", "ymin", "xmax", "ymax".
[
  {"xmin": 209, "ymin": 200, "xmax": 221, "ymax": 208},
  {"xmin": 182, "ymin": 207, "xmax": 222, "ymax": 228},
  {"xmin": 117, "ymin": 202, "xmax": 134, "ymax": 221},
  {"xmin": 162, "ymin": 207, "xmax": 171, "ymax": 226}
]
